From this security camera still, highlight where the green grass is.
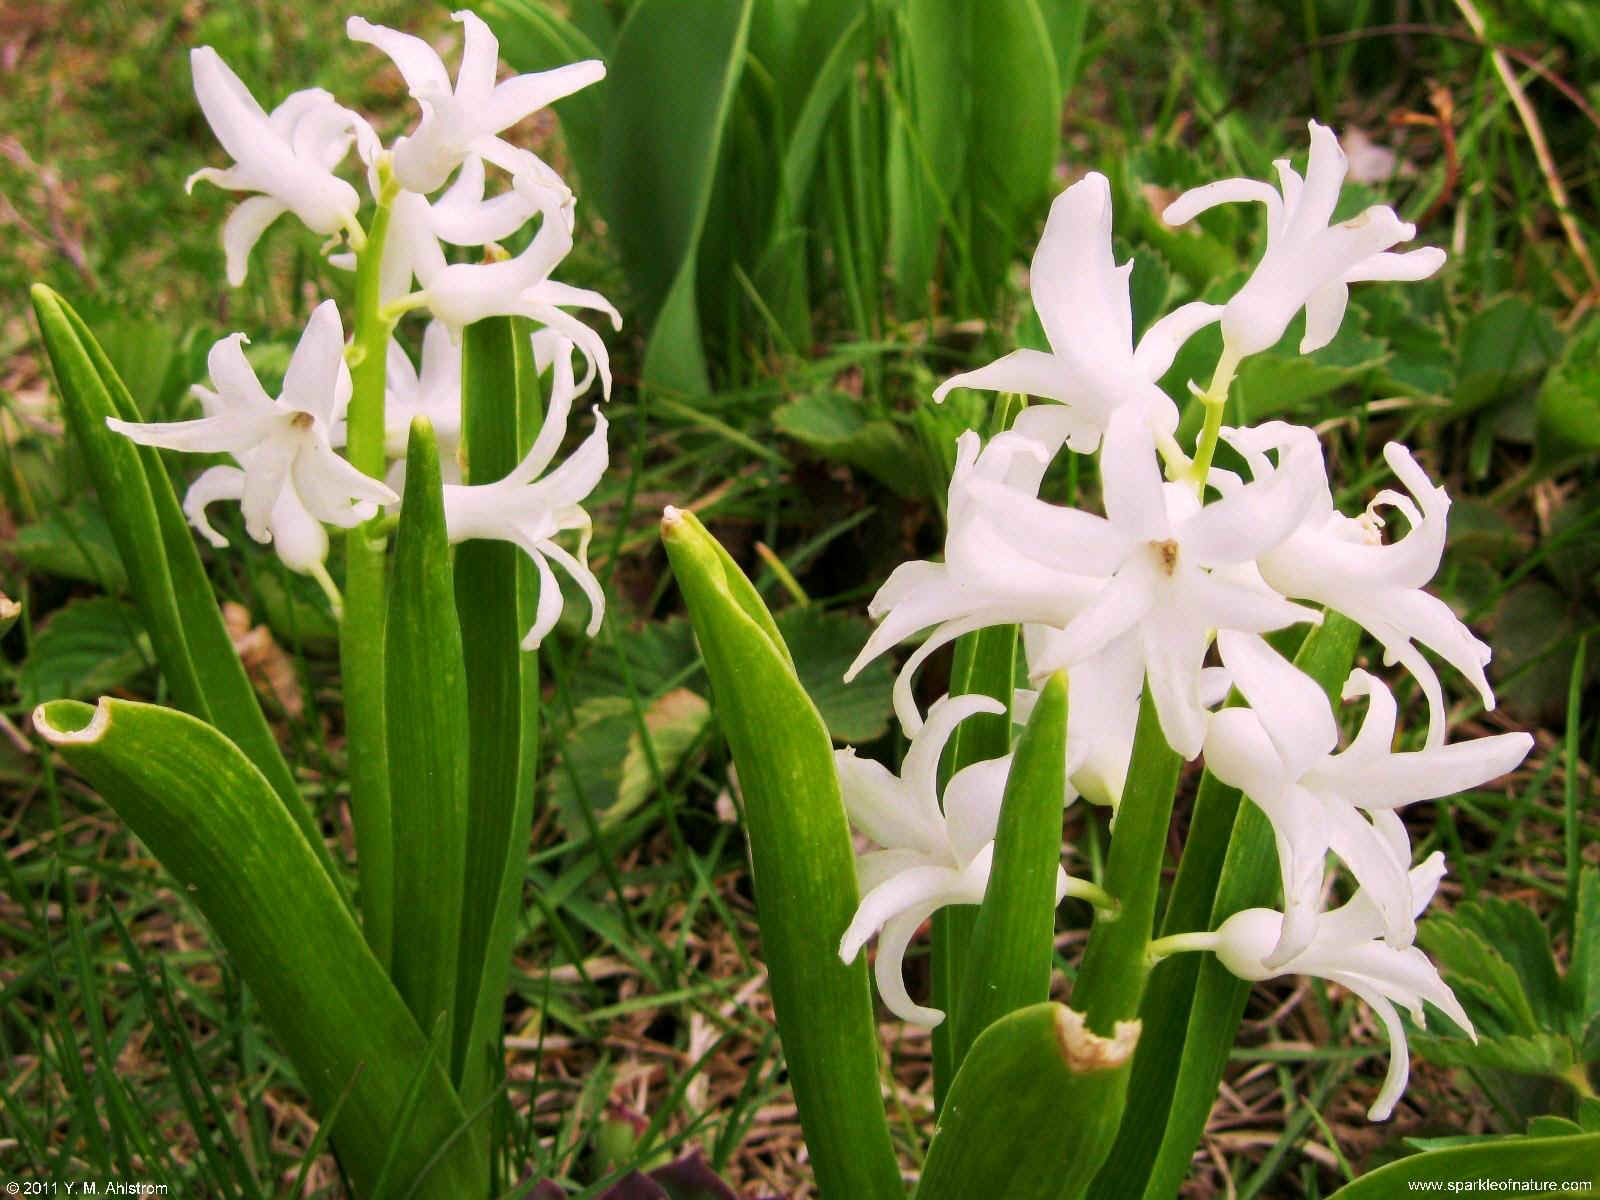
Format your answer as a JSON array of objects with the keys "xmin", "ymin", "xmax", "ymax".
[{"xmin": 3, "ymin": 1, "xmax": 1599, "ymax": 1196}]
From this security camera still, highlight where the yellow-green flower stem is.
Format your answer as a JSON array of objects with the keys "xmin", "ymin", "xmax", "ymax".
[
  {"xmin": 1181, "ymin": 347, "xmax": 1240, "ymax": 493},
  {"xmin": 342, "ymin": 157, "xmax": 402, "ymax": 968},
  {"xmin": 1144, "ymin": 930, "xmax": 1222, "ymax": 965}
]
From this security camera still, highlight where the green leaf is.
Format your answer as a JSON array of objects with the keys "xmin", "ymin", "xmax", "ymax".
[
  {"xmin": 772, "ymin": 391, "xmax": 924, "ymax": 498},
  {"xmin": 1419, "ymin": 913, "xmax": 1542, "ymax": 1036},
  {"xmin": 34, "ymin": 698, "xmax": 487, "ymax": 1199},
  {"xmin": 899, "ymin": 0, "xmax": 1060, "ymax": 308},
  {"xmin": 453, "ymin": 316, "xmax": 544, "ymax": 1112},
  {"xmin": 1325, "ymin": 1132, "xmax": 1600, "ymax": 1198},
  {"xmin": 13, "ymin": 502, "xmax": 129, "ymax": 591},
  {"xmin": 661, "ymin": 508, "xmax": 902, "ymax": 1200},
  {"xmin": 1452, "ymin": 899, "xmax": 1566, "ymax": 1028},
  {"xmin": 19, "ymin": 597, "xmax": 149, "ymax": 708},
  {"xmin": 1412, "ymin": 1031, "xmax": 1573, "ymax": 1076},
  {"xmin": 386, "ymin": 420, "xmax": 470, "ymax": 1073},
  {"xmin": 952, "ymin": 672, "xmax": 1069, "ymax": 1066},
  {"xmin": 1536, "ymin": 313, "xmax": 1600, "ymax": 468},
  {"xmin": 1232, "ymin": 315, "xmax": 1389, "ymax": 423},
  {"xmin": 1574, "ymin": 868, "xmax": 1600, "ymax": 1023},
  {"xmin": 775, "ymin": 606, "xmax": 896, "ymax": 743},
  {"xmin": 30, "ymin": 285, "xmax": 336, "ymax": 907},
  {"xmin": 602, "ymin": 0, "xmax": 754, "ymax": 392},
  {"xmin": 915, "ymin": 1003, "xmax": 1140, "ymax": 1200},
  {"xmin": 1454, "ymin": 294, "xmax": 1562, "ymax": 415}
]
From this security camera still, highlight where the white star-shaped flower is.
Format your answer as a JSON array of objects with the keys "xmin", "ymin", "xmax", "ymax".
[
  {"xmin": 187, "ymin": 48, "xmax": 375, "ymax": 285},
  {"xmin": 837, "ymin": 693, "xmax": 1088, "ymax": 1026},
  {"xmin": 934, "ymin": 172, "xmax": 1220, "ymax": 455},
  {"xmin": 1206, "ymin": 630, "xmax": 1532, "ymax": 966},
  {"xmin": 108, "ymin": 301, "xmax": 396, "ymax": 570},
  {"xmin": 1222, "ymin": 421, "xmax": 1494, "ymax": 746},
  {"xmin": 1164, "ymin": 121, "xmax": 1446, "ymax": 360},
  {"xmin": 347, "ymin": 10, "xmax": 604, "ymax": 199},
  {"xmin": 441, "ymin": 335, "xmax": 606, "ymax": 648},
  {"xmin": 1204, "ymin": 854, "xmax": 1475, "ymax": 1121}
]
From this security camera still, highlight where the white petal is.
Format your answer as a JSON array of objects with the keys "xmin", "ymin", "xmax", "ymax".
[
  {"xmin": 1099, "ymin": 407, "xmax": 1170, "ymax": 541},
  {"xmin": 220, "ymin": 195, "xmax": 287, "ymax": 287},
  {"xmin": 346, "ymin": 17, "xmax": 452, "ymax": 96},
  {"xmin": 483, "ymin": 60, "xmax": 607, "ymax": 133},
  {"xmin": 1131, "ymin": 300, "xmax": 1223, "ymax": 380},
  {"xmin": 1162, "ymin": 177, "xmax": 1283, "ymax": 227},
  {"xmin": 281, "ymin": 301, "xmax": 347, "ymax": 424},
  {"xmin": 931, "ymin": 348, "xmax": 1072, "ymax": 407},
  {"xmin": 1300, "ymin": 281, "xmax": 1349, "ymax": 353},
  {"xmin": 451, "ymin": 9, "xmax": 501, "ymax": 100},
  {"xmin": 943, "ymin": 754, "xmax": 1014, "ymax": 867},
  {"xmin": 1216, "ymin": 630, "xmax": 1338, "ymax": 775},
  {"xmin": 1313, "ymin": 731, "xmax": 1532, "ymax": 810},
  {"xmin": 1030, "ymin": 173, "xmax": 1133, "ymax": 362},
  {"xmin": 182, "ymin": 465, "xmax": 246, "ymax": 548},
  {"xmin": 901, "ymin": 694, "xmax": 1005, "ymax": 821},
  {"xmin": 1344, "ymin": 246, "xmax": 1446, "ymax": 283}
]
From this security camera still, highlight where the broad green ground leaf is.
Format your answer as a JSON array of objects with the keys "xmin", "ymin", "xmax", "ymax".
[
  {"xmin": 773, "ymin": 391, "xmax": 923, "ymax": 498},
  {"xmin": 34, "ymin": 698, "xmax": 486, "ymax": 1199},
  {"xmin": 1325, "ymin": 1132, "xmax": 1599, "ymax": 1198},
  {"xmin": 14, "ymin": 503, "xmax": 128, "ymax": 591},
  {"xmin": 1453, "ymin": 294, "xmax": 1562, "ymax": 414},
  {"xmin": 661, "ymin": 508, "xmax": 903, "ymax": 1200},
  {"xmin": 915, "ymin": 1003, "xmax": 1140, "ymax": 1200},
  {"xmin": 1536, "ymin": 313, "xmax": 1600, "ymax": 469},
  {"xmin": 602, "ymin": 0, "xmax": 753, "ymax": 392},
  {"xmin": 386, "ymin": 421, "xmax": 469, "ymax": 1074},
  {"xmin": 775, "ymin": 606, "xmax": 896, "ymax": 743},
  {"xmin": 18, "ymin": 597, "xmax": 149, "ymax": 707}
]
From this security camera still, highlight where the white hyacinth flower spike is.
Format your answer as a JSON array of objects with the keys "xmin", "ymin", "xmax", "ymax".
[
  {"xmin": 1164, "ymin": 121, "xmax": 1446, "ymax": 361},
  {"xmin": 935, "ymin": 172, "xmax": 1221, "ymax": 455},
  {"xmin": 1205, "ymin": 631, "xmax": 1532, "ymax": 966},
  {"xmin": 441, "ymin": 335, "xmax": 607, "ymax": 648},
  {"xmin": 187, "ymin": 49, "xmax": 374, "ymax": 286},
  {"xmin": 1196, "ymin": 854, "xmax": 1475, "ymax": 1121},
  {"xmin": 836, "ymin": 693, "xmax": 1091, "ymax": 1025},
  {"xmin": 1224, "ymin": 422, "xmax": 1494, "ymax": 747},
  {"xmin": 347, "ymin": 10, "xmax": 605, "ymax": 199},
  {"xmin": 107, "ymin": 300, "xmax": 397, "ymax": 573}
]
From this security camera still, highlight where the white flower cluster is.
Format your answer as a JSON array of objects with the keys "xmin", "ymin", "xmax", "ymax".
[
  {"xmin": 107, "ymin": 11, "xmax": 614, "ymax": 647},
  {"xmin": 837, "ymin": 124, "xmax": 1532, "ymax": 1121}
]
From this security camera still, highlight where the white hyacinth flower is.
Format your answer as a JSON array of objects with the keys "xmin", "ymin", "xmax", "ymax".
[
  {"xmin": 1163, "ymin": 121, "xmax": 1446, "ymax": 360},
  {"xmin": 1205, "ymin": 631, "xmax": 1532, "ymax": 966},
  {"xmin": 108, "ymin": 301, "xmax": 396, "ymax": 569},
  {"xmin": 384, "ymin": 320, "xmax": 463, "ymax": 482},
  {"xmin": 934, "ymin": 172, "xmax": 1221, "ymax": 455},
  {"xmin": 845, "ymin": 429, "xmax": 1106, "ymax": 734},
  {"xmin": 1020, "ymin": 410, "xmax": 1322, "ymax": 758},
  {"xmin": 1203, "ymin": 854, "xmax": 1475, "ymax": 1121},
  {"xmin": 393, "ymin": 183, "xmax": 620, "ymax": 397},
  {"xmin": 1223, "ymin": 422, "xmax": 1494, "ymax": 746},
  {"xmin": 187, "ymin": 49, "xmax": 374, "ymax": 286},
  {"xmin": 347, "ymin": 10, "xmax": 604, "ymax": 200},
  {"xmin": 441, "ymin": 335, "xmax": 606, "ymax": 648},
  {"xmin": 836, "ymin": 693, "xmax": 1090, "ymax": 1026}
]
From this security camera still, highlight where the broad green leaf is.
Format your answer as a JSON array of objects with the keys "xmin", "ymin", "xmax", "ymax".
[
  {"xmin": 915, "ymin": 1003, "xmax": 1140, "ymax": 1200},
  {"xmin": 386, "ymin": 420, "xmax": 470, "ymax": 1072},
  {"xmin": 34, "ymin": 698, "xmax": 487, "ymax": 1199},
  {"xmin": 1232, "ymin": 318, "xmax": 1390, "ymax": 423},
  {"xmin": 661, "ymin": 508, "xmax": 902, "ymax": 1200},
  {"xmin": 1419, "ymin": 914, "xmax": 1542, "ymax": 1035},
  {"xmin": 952, "ymin": 672, "xmax": 1068, "ymax": 1066},
  {"xmin": 775, "ymin": 606, "xmax": 896, "ymax": 744},
  {"xmin": 453, "ymin": 315, "xmax": 543, "ymax": 1110},
  {"xmin": 773, "ymin": 391, "xmax": 924, "ymax": 498},
  {"xmin": 1536, "ymin": 313, "xmax": 1600, "ymax": 469},
  {"xmin": 1412, "ymin": 1031, "xmax": 1573, "ymax": 1076},
  {"xmin": 1454, "ymin": 294, "xmax": 1562, "ymax": 415},
  {"xmin": 602, "ymin": 0, "xmax": 753, "ymax": 392},
  {"xmin": 1325, "ymin": 1132, "xmax": 1600, "ymax": 1198},
  {"xmin": 30, "ymin": 285, "xmax": 335, "ymax": 904},
  {"xmin": 897, "ymin": 0, "xmax": 1060, "ymax": 310},
  {"xmin": 18, "ymin": 596, "xmax": 149, "ymax": 708},
  {"xmin": 13, "ymin": 503, "xmax": 128, "ymax": 591}
]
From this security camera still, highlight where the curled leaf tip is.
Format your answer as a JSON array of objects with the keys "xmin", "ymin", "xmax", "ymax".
[
  {"xmin": 33, "ymin": 698, "xmax": 111, "ymax": 746},
  {"xmin": 1055, "ymin": 1007, "xmax": 1140, "ymax": 1073},
  {"xmin": 662, "ymin": 504, "xmax": 684, "ymax": 526}
]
